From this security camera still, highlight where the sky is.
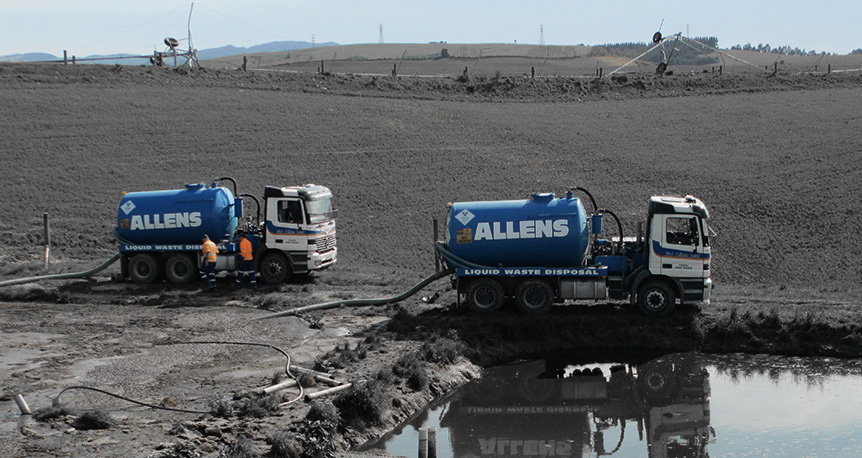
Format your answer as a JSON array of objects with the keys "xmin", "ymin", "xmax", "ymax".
[{"xmin": 1, "ymin": 0, "xmax": 860, "ymax": 57}]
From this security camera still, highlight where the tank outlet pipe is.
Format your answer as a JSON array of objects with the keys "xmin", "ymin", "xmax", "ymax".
[
  {"xmin": 252, "ymin": 270, "xmax": 450, "ymax": 320},
  {"xmin": 0, "ymin": 253, "xmax": 120, "ymax": 288},
  {"xmin": 238, "ymin": 193, "xmax": 261, "ymax": 227},
  {"xmin": 568, "ymin": 186, "xmax": 598, "ymax": 214},
  {"xmin": 597, "ymin": 209, "xmax": 624, "ymax": 255},
  {"xmin": 14, "ymin": 394, "xmax": 31, "ymax": 415},
  {"xmin": 303, "ymin": 382, "xmax": 353, "ymax": 403},
  {"xmin": 212, "ymin": 176, "xmax": 238, "ymax": 196}
]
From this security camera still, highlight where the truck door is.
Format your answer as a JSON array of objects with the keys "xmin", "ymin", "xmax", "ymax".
[
  {"xmin": 266, "ymin": 198, "xmax": 307, "ymax": 251},
  {"xmin": 650, "ymin": 215, "xmax": 705, "ymax": 278}
]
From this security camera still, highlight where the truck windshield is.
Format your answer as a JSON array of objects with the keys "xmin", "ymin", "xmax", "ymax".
[{"xmin": 305, "ymin": 198, "xmax": 334, "ymax": 224}]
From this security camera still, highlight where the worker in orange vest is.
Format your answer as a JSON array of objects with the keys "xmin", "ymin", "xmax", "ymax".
[
  {"xmin": 235, "ymin": 231, "xmax": 256, "ymax": 287},
  {"xmin": 200, "ymin": 234, "xmax": 219, "ymax": 289}
]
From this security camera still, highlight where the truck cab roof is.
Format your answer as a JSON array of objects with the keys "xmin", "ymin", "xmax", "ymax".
[
  {"xmin": 649, "ymin": 195, "xmax": 710, "ymax": 219},
  {"xmin": 264, "ymin": 184, "xmax": 332, "ymax": 200}
]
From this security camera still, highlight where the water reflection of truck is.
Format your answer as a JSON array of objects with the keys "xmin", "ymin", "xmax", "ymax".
[{"xmin": 441, "ymin": 353, "xmax": 713, "ymax": 458}]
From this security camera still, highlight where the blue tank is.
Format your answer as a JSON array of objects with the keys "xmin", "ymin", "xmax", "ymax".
[
  {"xmin": 116, "ymin": 183, "xmax": 238, "ymax": 245},
  {"xmin": 446, "ymin": 193, "xmax": 589, "ymax": 267}
]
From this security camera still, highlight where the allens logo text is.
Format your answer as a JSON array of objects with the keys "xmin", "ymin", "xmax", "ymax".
[
  {"xmin": 475, "ymin": 219, "xmax": 568, "ymax": 241},
  {"xmin": 129, "ymin": 212, "xmax": 202, "ymax": 230}
]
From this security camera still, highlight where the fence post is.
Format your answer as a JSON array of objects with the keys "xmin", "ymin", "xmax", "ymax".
[
  {"xmin": 320, "ymin": 60, "xmax": 325, "ymax": 74},
  {"xmin": 433, "ymin": 219, "xmax": 439, "ymax": 271},
  {"xmin": 418, "ymin": 427, "xmax": 428, "ymax": 458},
  {"xmin": 828, "ymin": 64, "xmax": 831, "ymax": 74},
  {"xmin": 531, "ymin": 66, "xmax": 535, "ymax": 78},
  {"xmin": 43, "ymin": 212, "xmax": 50, "ymax": 268},
  {"xmin": 392, "ymin": 63, "xmax": 397, "ymax": 77},
  {"xmin": 243, "ymin": 56, "xmax": 247, "ymax": 72},
  {"xmin": 428, "ymin": 426, "xmax": 438, "ymax": 458},
  {"xmin": 72, "ymin": 55, "xmax": 76, "ymax": 65},
  {"xmin": 63, "ymin": 50, "xmax": 68, "ymax": 65}
]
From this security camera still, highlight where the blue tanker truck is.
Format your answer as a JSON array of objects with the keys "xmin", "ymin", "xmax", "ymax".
[
  {"xmin": 435, "ymin": 187, "xmax": 713, "ymax": 316},
  {"xmin": 115, "ymin": 178, "xmax": 336, "ymax": 284}
]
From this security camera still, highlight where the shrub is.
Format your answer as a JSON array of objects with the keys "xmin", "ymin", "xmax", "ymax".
[
  {"xmin": 393, "ymin": 353, "xmax": 428, "ymax": 391},
  {"xmin": 33, "ymin": 405, "xmax": 77, "ymax": 422},
  {"xmin": 305, "ymin": 402, "xmax": 338, "ymax": 427},
  {"xmin": 71, "ymin": 409, "xmax": 116, "ymax": 430},
  {"xmin": 209, "ymin": 398, "xmax": 234, "ymax": 418},
  {"xmin": 421, "ymin": 335, "xmax": 465, "ymax": 364},
  {"xmin": 268, "ymin": 431, "xmax": 302, "ymax": 458},
  {"xmin": 219, "ymin": 436, "xmax": 259, "ymax": 458},
  {"xmin": 235, "ymin": 395, "xmax": 280, "ymax": 419},
  {"xmin": 155, "ymin": 442, "xmax": 201, "ymax": 458},
  {"xmin": 333, "ymin": 380, "xmax": 387, "ymax": 428}
]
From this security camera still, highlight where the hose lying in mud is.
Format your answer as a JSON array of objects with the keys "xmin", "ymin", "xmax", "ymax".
[
  {"xmin": 50, "ymin": 341, "xmax": 307, "ymax": 414},
  {"xmin": 0, "ymin": 253, "xmax": 121, "ymax": 288},
  {"xmin": 253, "ymin": 269, "xmax": 451, "ymax": 320},
  {"xmin": 166, "ymin": 340, "xmax": 306, "ymax": 406},
  {"xmin": 52, "ymin": 385, "xmax": 211, "ymax": 414}
]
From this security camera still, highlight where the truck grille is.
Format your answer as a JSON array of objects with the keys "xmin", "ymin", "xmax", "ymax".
[{"xmin": 315, "ymin": 234, "xmax": 336, "ymax": 253}]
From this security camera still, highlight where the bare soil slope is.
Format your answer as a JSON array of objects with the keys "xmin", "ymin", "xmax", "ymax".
[
  {"xmin": 1, "ymin": 63, "xmax": 861, "ymax": 458},
  {"xmin": 1, "ymin": 63, "xmax": 860, "ymax": 289}
]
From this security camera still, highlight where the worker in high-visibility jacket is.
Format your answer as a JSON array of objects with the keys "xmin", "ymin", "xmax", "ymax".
[
  {"xmin": 200, "ymin": 234, "xmax": 219, "ymax": 289},
  {"xmin": 235, "ymin": 231, "xmax": 256, "ymax": 287}
]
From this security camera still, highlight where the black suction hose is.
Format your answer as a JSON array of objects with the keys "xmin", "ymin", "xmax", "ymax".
[
  {"xmin": 598, "ymin": 209, "xmax": 624, "ymax": 254},
  {"xmin": 212, "ymin": 176, "xmax": 238, "ymax": 196},
  {"xmin": 252, "ymin": 269, "xmax": 450, "ymax": 320},
  {"xmin": 238, "ymin": 193, "xmax": 261, "ymax": 227},
  {"xmin": 569, "ymin": 186, "xmax": 598, "ymax": 214},
  {"xmin": 0, "ymin": 253, "xmax": 120, "ymax": 288}
]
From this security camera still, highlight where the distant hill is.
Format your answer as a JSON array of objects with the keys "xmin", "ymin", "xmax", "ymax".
[
  {"xmin": 197, "ymin": 41, "xmax": 338, "ymax": 61},
  {"xmin": 0, "ymin": 52, "xmax": 60, "ymax": 62},
  {"xmin": 0, "ymin": 40, "xmax": 332, "ymax": 64}
]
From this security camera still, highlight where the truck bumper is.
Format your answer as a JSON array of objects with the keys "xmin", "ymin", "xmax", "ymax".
[
  {"xmin": 310, "ymin": 248, "xmax": 337, "ymax": 270},
  {"xmin": 702, "ymin": 278, "xmax": 713, "ymax": 305}
]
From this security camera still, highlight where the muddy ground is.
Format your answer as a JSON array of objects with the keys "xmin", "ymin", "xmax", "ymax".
[{"xmin": 1, "ymin": 63, "xmax": 861, "ymax": 458}]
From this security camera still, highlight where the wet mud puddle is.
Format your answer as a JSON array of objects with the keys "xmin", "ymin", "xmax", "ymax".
[{"xmin": 362, "ymin": 352, "xmax": 862, "ymax": 458}]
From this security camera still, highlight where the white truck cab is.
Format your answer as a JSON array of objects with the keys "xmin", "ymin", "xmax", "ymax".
[
  {"xmin": 636, "ymin": 195, "xmax": 713, "ymax": 313},
  {"xmin": 259, "ymin": 184, "xmax": 337, "ymax": 282}
]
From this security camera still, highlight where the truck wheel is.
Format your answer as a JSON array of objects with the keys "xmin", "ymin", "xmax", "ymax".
[
  {"xmin": 259, "ymin": 253, "xmax": 291, "ymax": 284},
  {"xmin": 466, "ymin": 278, "xmax": 504, "ymax": 313},
  {"xmin": 165, "ymin": 254, "xmax": 196, "ymax": 284},
  {"xmin": 637, "ymin": 280, "xmax": 676, "ymax": 316},
  {"xmin": 637, "ymin": 360, "xmax": 678, "ymax": 407},
  {"xmin": 129, "ymin": 253, "xmax": 161, "ymax": 284},
  {"xmin": 515, "ymin": 279, "xmax": 553, "ymax": 315}
]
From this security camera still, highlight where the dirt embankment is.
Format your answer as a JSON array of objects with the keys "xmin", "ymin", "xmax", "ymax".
[{"xmin": 1, "ymin": 63, "xmax": 862, "ymax": 458}]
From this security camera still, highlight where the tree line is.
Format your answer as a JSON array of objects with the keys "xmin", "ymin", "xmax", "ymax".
[
  {"xmin": 729, "ymin": 43, "xmax": 830, "ymax": 56},
  {"xmin": 588, "ymin": 36, "xmax": 721, "ymax": 65},
  {"xmin": 590, "ymin": 37, "xmax": 859, "ymax": 61}
]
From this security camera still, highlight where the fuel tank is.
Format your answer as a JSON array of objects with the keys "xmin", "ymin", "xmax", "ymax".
[
  {"xmin": 116, "ymin": 183, "xmax": 238, "ymax": 245},
  {"xmin": 446, "ymin": 193, "xmax": 589, "ymax": 267}
]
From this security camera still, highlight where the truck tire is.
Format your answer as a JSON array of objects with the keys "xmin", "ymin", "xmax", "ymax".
[
  {"xmin": 259, "ymin": 253, "xmax": 291, "ymax": 284},
  {"xmin": 466, "ymin": 278, "xmax": 504, "ymax": 313},
  {"xmin": 515, "ymin": 279, "xmax": 553, "ymax": 315},
  {"xmin": 636, "ymin": 360, "xmax": 678, "ymax": 407},
  {"xmin": 129, "ymin": 253, "xmax": 161, "ymax": 284},
  {"xmin": 165, "ymin": 254, "xmax": 196, "ymax": 284},
  {"xmin": 637, "ymin": 280, "xmax": 676, "ymax": 316}
]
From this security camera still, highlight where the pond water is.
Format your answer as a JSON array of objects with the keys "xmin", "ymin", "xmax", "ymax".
[{"xmin": 361, "ymin": 352, "xmax": 862, "ymax": 458}]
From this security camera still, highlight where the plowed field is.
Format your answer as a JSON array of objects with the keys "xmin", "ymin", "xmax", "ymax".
[{"xmin": 1, "ymin": 62, "xmax": 861, "ymax": 458}]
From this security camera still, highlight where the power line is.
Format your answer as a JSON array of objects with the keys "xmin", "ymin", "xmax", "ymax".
[{"xmin": 379, "ymin": 24, "xmax": 384, "ymax": 44}]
